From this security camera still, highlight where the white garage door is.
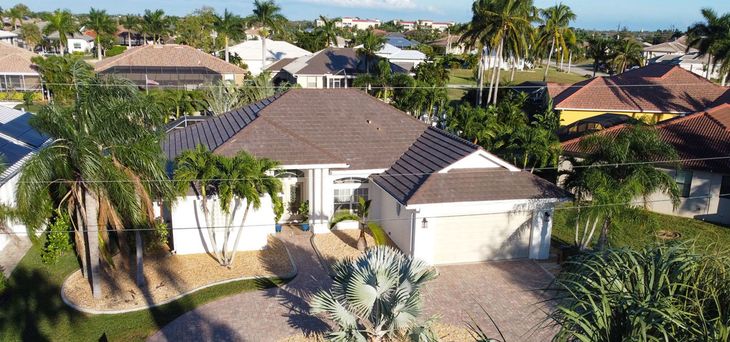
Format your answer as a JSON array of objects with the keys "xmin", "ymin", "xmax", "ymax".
[{"xmin": 432, "ymin": 212, "xmax": 533, "ymax": 264}]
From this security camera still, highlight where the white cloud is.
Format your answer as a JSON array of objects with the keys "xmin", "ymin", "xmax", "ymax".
[{"xmin": 299, "ymin": 0, "xmax": 419, "ymax": 10}]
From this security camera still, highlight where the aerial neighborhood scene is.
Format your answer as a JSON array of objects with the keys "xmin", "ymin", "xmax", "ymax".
[{"xmin": 2, "ymin": 0, "xmax": 730, "ymax": 340}]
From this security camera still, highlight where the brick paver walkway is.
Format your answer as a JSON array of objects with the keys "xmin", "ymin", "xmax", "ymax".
[
  {"xmin": 148, "ymin": 226, "xmax": 331, "ymax": 342},
  {"xmin": 150, "ymin": 231, "xmax": 557, "ymax": 341}
]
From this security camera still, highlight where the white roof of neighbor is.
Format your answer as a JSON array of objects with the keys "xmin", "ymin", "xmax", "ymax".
[
  {"xmin": 0, "ymin": 105, "xmax": 24, "ymax": 124},
  {"xmin": 353, "ymin": 43, "xmax": 426, "ymax": 61},
  {"xmin": 228, "ymin": 38, "xmax": 311, "ymax": 62},
  {"xmin": 0, "ymin": 31, "xmax": 18, "ymax": 39}
]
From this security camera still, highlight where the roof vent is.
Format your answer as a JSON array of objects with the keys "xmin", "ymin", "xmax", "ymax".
[{"xmin": 366, "ymin": 119, "xmax": 372, "ymax": 124}]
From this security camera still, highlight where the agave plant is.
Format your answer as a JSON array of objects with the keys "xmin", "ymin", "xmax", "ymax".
[
  {"xmin": 548, "ymin": 244, "xmax": 730, "ymax": 341},
  {"xmin": 311, "ymin": 246, "xmax": 439, "ymax": 342}
]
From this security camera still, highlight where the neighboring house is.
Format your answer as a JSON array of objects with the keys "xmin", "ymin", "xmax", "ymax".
[
  {"xmin": 644, "ymin": 36, "xmax": 722, "ymax": 80},
  {"xmin": 396, "ymin": 21, "xmax": 416, "ymax": 31},
  {"xmin": 353, "ymin": 42, "xmax": 427, "ymax": 71},
  {"xmin": 162, "ymin": 89, "xmax": 568, "ymax": 264},
  {"xmin": 0, "ymin": 42, "xmax": 42, "ymax": 92},
  {"xmin": 340, "ymin": 17, "xmax": 381, "ymax": 30},
  {"xmin": 385, "ymin": 33, "xmax": 419, "ymax": 49},
  {"xmin": 0, "ymin": 106, "xmax": 48, "ymax": 251},
  {"xmin": 94, "ymin": 44, "xmax": 248, "ymax": 89},
  {"xmin": 269, "ymin": 47, "xmax": 409, "ymax": 89},
  {"xmin": 430, "ymin": 35, "xmax": 466, "ymax": 54},
  {"xmin": 0, "ymin": 30, "xmax": 18, "ymax": 45},
  {"xmin": 228, "ymin": 38, "xmax": 311, "ymax": 75},
  {"xmin": 561, "ymin": 100, "xmax": 730, "ymax": 225},
  {"xmin": 557, "ymin": 113, "xmax": 638, "ymax": 141},
  {"xmin": 115, "ymin": 25, "xmax": 143, "ymax": 47},
  {"xmin": 551, "ymin": 64, "xmax": 728, "ymax": 126},
  {"xmin": 47, "ymin": 31, "xmax": 95, "ymax": 54}
]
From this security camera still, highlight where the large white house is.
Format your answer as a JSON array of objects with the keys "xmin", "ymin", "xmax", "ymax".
[
  {"xmin": 228, "ymin": 38, "xmax": 311, "ymax": 75},
  {"xmin": 353, "ymin": 42, "xmax": 427, "ymax": 71},
  {"xmin": 162, "ymin": 89, "xmax": 568, "ymax": 265}
]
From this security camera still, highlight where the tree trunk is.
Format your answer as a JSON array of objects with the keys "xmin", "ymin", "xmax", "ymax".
[
  {"xmin": 706, "ymin": 56, "xmax": 712, "ymax": 79},
  {"xmin": 597, "ymin": 217, "xmax": 611, "ymax": 250},
  {"xmin": 543, "ymin": 37, "xmax": 555, "ymax": 81},
  {"xmin": 128, "ymin": 33, "xmax": 132, "ymax": 48},
  {"xmin": 60, "ymin": 42, "xmax": 65, "ymax": 56},
  {"xmin": 722, "ymin": 73, "xmax": 728, "ymax": 87},
  {"xmin": 97, "ymin": 38, "xmax": 102, "ymax": 61},
  {"xmin": 226, "ymin": 204, "xmax": 251, "ymax": 267},
  {"xmin": 486, "ymin": 47, "xmax": 499, "ymax": 104},
  {"xmin": 492, "ymin": 39, "xmax": 504, "ymax": 105},
  {"xmin": 476, "ymin": 47, "xmax": 486, "ymax": 106},
  {"xmin": 135, "ymin": 230, "xmax": 144, "ymax": 286},
  {"xmin": 75, "ymin": 206, "xmax": 87, "ymax": 278},
  {"xmin": 356, "ymin": 222, "xmax": 367, "ymax": 251},
  {"xmin": 199, "ymin": 194, "xmax": 222, "ymax": 264},
  {"xmin": 84, "ymin": 190, "xmax": 102, "ymax": 299},
  {"xmin": 510, "ymin": 56, "xmax": 516, "ymax": 82},
  {"xmin": 261, "ymin": 35, "xmax": 267, "ymax": 71},
  {"xmin": 224, "ymin": 36, "xmax": 230, "ymax": 63},
  {"xmin": 568, "ymin": 51, "xmax": 573, "ymax": 74}
]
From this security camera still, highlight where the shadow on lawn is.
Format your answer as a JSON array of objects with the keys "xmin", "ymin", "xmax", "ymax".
[{"xmin": 0, "ymin": 266, "xmax": 79, "ymax": 341}]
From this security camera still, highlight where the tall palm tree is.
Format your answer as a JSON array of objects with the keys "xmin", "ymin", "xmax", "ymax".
[
  {"xmin": 84, "ymin": 8, "xmax": 116, "ymax": 60},
  {"xmin": 246, "ymin": 0, "xmax": 287, "ymax": 70},
  {"xmin": 686, "ymin": 8, "xmax": 730, "ymax": 84},
  {"xmin": 330, "ymin": 196, "xmax": 383, "ymax": 251},
  {"xmin": 586, "ymin": 36, "xmax": 611, "ymax": 77},
  {"xmin": 561, "ymin": 124, "xmax": 680, "ymax": 249},
  {"xmin": 356, "ymin": 28, "xmax": 386, "ymax": 74},
  {"xmin": 43, "ymin": 9, "xmax": 77, "ymax": 56},
  {"xmin": 142, "ymin": 9, "xmax": 169, "ymax": 44},
  {"xmin": 16, "ymin": 75, "xmax": 170, "ymax": 298},
  {"xmin": 611, "ymin": 38, "xmax": 643, "ymax": 74},
  {"xmin": 20, "ymin": 23, "xmax": 42, "ymax": 51},
  {"xmin": 459, "ymin": 0, "xmax": 535, "ymax": 106},
  {"xmin": 214, "ymin": 9, "xmax": 243, "ymax": 63},
  {"xmin": 121, "ymin": 15, "xmax": 139, "ymax": 48},
  {"xmin": 538, "ymin": 3, "xmax": 576, "ymax": 81},
  {"xmin": 316, "ymin": 15, "xmax": 340, "ymax": 47},
  {"xmin": 6, "ymin": 4, "xmax": 30, "ymax": 30}
]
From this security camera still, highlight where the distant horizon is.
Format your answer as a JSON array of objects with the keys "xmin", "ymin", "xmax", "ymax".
[{"xmin": 7, "ymin": 0, "xmax": 730, "ymax": 31}]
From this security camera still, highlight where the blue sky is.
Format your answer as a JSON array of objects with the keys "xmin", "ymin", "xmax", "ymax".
[{"xmin": 11, "ymin": 0, "xmax": 730, "ymax": 30}]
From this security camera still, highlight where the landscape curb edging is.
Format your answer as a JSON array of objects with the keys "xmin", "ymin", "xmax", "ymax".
[
  {"xmin": 309, "ymin": 233, "xmax": 335, "ymax": 277},
  {"xmin": 60, "ymin": 240, "xmax": 298, "ymax": 315}
]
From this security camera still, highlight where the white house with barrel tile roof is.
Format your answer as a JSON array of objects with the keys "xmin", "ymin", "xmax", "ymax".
[
  {"xmin": 162, "ymin": 89, "xmax": 568, "ymax": 264},
  {"xmin": 228, "ymin": 38, "xmax": 311, "ymax": 76}
]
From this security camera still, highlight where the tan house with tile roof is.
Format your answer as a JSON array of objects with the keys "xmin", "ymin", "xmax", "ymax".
[
  {"xmin": 552, "ymin": 64, "xmax": 728, "ymax": 126},
  {"xmin": 162, "ymin": 89, "xmax": 569, "ymax": 264},
  {"xmin": 0, "ymin": 42, "xmax": 41, "ymax": 92},
  {"xmin": 94, "ymin": 44, "xmax": 247, "ymax": 89}
]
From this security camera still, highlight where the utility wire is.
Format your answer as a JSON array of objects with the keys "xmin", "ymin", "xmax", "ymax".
[{"xmin": 30, "ymin": 82, "xmax": 730, "ymax": 89}]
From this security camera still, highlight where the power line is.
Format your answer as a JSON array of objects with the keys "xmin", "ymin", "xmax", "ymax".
[{"xmin": 1, "ymin": 191, "xmax": 726, "ymax": 235}]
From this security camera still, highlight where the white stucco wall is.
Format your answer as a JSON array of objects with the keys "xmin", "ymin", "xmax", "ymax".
[
  {"xmin": 170, "ymin": 194, "xmax": 276, "ymax": 255},
  {"xmin": 0, "ymin": 173, "xmax": 29, "ymax": 250},
  {"xmin": 370, "ymin": 184, "xmax": 414, "ymax": 255},
  {"xmin": 647, "ymin": 169, "xmax": 730, "ymax": 224}
]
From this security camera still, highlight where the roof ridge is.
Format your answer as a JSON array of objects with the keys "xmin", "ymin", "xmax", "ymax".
[{"xmin": 554, "ymin": 77, "xmax": 600, "ymax": 106}]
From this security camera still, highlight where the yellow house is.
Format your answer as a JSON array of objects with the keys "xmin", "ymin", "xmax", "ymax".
[{"xmin": 551, "ymin": 64, "xmax": 728, "ymax": 126}]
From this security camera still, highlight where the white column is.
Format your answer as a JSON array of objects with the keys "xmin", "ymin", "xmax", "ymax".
[
  {"xmin": 529, "ymin": 208, "xmax": 553, "ymax": 260},
  {"xmin": 307, "ymin": 169, "xmax": 315, "ymax": 226}
]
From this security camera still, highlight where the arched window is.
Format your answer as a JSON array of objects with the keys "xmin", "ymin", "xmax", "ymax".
[
  {"xmin": 276, "ymin": 169, "xmax": 305, "ymax": 178},
  {"xmin": 333, "ymin": 177, "xmax": 369, "ymax": 214}
]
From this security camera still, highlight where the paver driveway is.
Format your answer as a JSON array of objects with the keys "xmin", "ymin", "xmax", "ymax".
[{"xmin": 149, "ymin": 228, "xmax": 556, "ymax": 341}]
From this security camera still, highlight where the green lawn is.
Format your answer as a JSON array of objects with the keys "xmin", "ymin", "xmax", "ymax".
[
  {"xmin": 552, "ymin": 207, "xmax": 730, "ymax": 252},
  {"xmin": 0, "ymin": 239, "xmax": 286, "ymax": 341},
  {"xmin": 13, "ymin": 103, "xmax": 44, "ymax": 113}
]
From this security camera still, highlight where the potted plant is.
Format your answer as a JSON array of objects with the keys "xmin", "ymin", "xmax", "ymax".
[
  {"xmin": 274, "ymin": 198, "xmax": 284, "ymax": 233},
  {"xmin": 299, "ymin": 200, "xmax": 310, "ymax": 231}
]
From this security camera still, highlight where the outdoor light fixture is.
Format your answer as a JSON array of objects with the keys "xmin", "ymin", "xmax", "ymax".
[
  {"xmin": 421, "ymin": 218, "xmax": 428, "ymax": 229},
  {"xmin": 544, "ymin": 211, "xmax": 551, "ymax": 219}
]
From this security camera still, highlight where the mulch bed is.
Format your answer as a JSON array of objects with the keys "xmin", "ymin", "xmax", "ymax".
[
  {"xmin": 312, "ymin": 228, "xmax": 376, "ymax": 265},
  {"xmin": 63, "ymin": 237, "xmax": 293, "ymax": 312}
]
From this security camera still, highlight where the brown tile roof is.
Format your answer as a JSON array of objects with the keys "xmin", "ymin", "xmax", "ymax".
[
  {"xmin": 553, "ymin": 64, "xmax": 728, "ymax": 114},
  {"xmin": 562, "ymin": 103, "xmax": 730, "ymax": 173},
  {"xmin": 265, "ymin": 57, "xmax": 295, "ymax": 72},
  {"xmin": 0, "ymin": 42, "xmax": 39, "ymax": 74},
  {"xmin": 94, "ymin": 44, "xmax": 247, "ymax": 75}
]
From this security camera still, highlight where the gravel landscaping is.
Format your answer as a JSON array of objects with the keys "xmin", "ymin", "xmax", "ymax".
[
  {"xmin": 62, "ymin": 237, "xmax": 294, "ymax": 312},
  {"xmin": 312, "ymin": 228, "xmax": 376, "ymax": 265}
]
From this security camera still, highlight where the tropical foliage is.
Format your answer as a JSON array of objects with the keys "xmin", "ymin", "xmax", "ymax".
[
  {"xmin": 686, "ymin": 8, "xmax": 730, "ymax": 84},
  {"xmin": 43, "ymin": 9, "xmax": 77, "ymax": 56},
  {"xmin": 84, "ymin": 8, "xmax": 116, "ymax": 60},
  {"xmin": 329, "ymin": 196, "xmax": 387, "ymax": 251},
  {"xmin": 246, "ymin": 0, "xmax": 287, "ymax": 70},
  {"xmin": 537, "ymin": 4, "xmax": 576, "ymax": 81},
  {"xmin": 311, "ymin": 246, "xmax": 439, "ymax": 342}
]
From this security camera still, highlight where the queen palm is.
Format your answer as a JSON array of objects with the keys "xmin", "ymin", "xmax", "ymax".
[
  {"xmin": 316, "ymin": 15, "xmax": 340, "ymax": 47},
  {"xmin": 142, "ymin": 9, "xmax": 169, "ymax": 44},
  {"xmin": 16, "ymin": 75, "xmax": 170, "ymax": 297},
  {"xmin": 215, "ymin": 9, "xmax": 243, "ymax": 63},
  {"xmin": 247, "ymin": 0, "xmax": 287, "ymax": 70},
  {"xmin": 84, "ymin": 8, "xmax": 116, "ymax": 60},
  {"xmin": 611, "ymin": 38, "xmax": 643, "ymax": 74},
  {"xmin": 122, "ymin": 15, "xmax": 140, "ymax": 48},
  {"xmin": 356, "ymin": 28, "xmax": 386, "ymax": 74},
  {"xmin": 6, "ymin": 4, "xmax": 30, "ymax": 30},
  {"xmin": 686, "ymin": 8, "xmax": 730, "ymax": 84},
  {"xmin": 561, "ymin": 124, "xmax": 680, "ymax": 249},
  {"xmin": 538, "ymin": 3, "xmax": 576, "ymax": 81},
  {"xmin": 330, "ymin": 196, "xmax": 386, "ymax": 251},
  {"xmin": 586, "ymin": 36, "xmax": 611, "ymax": 77},
  {"xmin": 43, "ymin": 9, "xmax": 77, "ymax": 56}
]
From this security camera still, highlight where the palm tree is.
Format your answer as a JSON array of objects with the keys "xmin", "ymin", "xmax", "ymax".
[
  {"xmin": 204, "ymin": 80, "xmax": 244, "ymax": 115},
  {"xmin": 586, "ymin": 36, "xmax": 611, "ymax": 77},
  {"xmin": 561, "ymin": 124, "xmax": 681, "ymax": 249},
  {"xmin": 246, "ymin": 0, "xmax": 287, "ymax": 70},
  {"xmin": 459, "ymin": 0, "xmax": 535, "ymax": 105},
  {"xmin": 84, "ymin": 8, "xmax": 116, "ymax": 60},
  {"xmin": 549, "ymin": 245, "xmax": 730, "ymax": 341},
  {"xmin": 329, "ymin": 196, "xmax": 385, "ymax": 251},
  {"xmin": 142, "ymin": 9, "xmax": 169, "ymax": 44},
  {"xmin": 538, "ymin": 3, "xmax": 576, "ymax": 81},
  {"xmin": 316, "ymin": 15, "xmax": 340, "ymax": 47},
  {"xmin": 311, "ymin": 246, "xmax": 439, "ymax": 341},
  {"xmin": 356, "ymin": 28, "xmax": 386, "ymax": 74},
  {"xmin": 686, "ymin": 8, "xmax": 730, "ymax": 84},
  {"xmin": 20, "ymin": 23, "xmax": 42, "ymax": 51},
  {"xmin": 611, "ymin": 38, "xmax": 643, "ymax": 74},
  {"xmin": 43, "ymin": 9, "xmax": 77, "ymax": 56},
  {"xmin": 16, "ymin": 75, "xmax": 170, "ymax": 298},
  {"xmin": 240, "ymin": 70, "xmax": 292, "ymax": 103},
  {"xmin": 121, "ymin": 15, "xmax": 139, "ymax": 48},
  {"xmin": 214, "ymin": 9, "xmax": 243, "ymax": 63},
  {"xmin": 6, "ymin": 4, "xmax": 30, "ymax": 30}
]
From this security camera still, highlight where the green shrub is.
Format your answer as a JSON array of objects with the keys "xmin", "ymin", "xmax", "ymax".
[
  {"xmin": 0, "ymin": 91, "xmax": 42, "ymax": 102},
  {"xmin": 145, "ymin": 219, "xmax": 169, "ymax": 251},
  {"xmin": 41, "ymin": 214, "xmax": 73, "ymax": 265},
  {"xmin": 106, "ymin": 45, "xmax": 127, "ymax": 57}
]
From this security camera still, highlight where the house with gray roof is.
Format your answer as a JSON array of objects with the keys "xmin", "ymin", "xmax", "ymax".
[{"xmin": 162, "ymin": 89, "xmax": 568, "ymax": 264}]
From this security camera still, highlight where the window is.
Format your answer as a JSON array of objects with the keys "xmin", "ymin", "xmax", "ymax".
[
  {"xmin": 333, "ymin": 177, "xmax": 369, "ymax": 213},
  {"xmin": 306, "ymin": 77, "xmax": 318, "ymax": 88},
  {"xmin": 720, "ymin": 176, "xmax": 730, "ymax": 199},
  {"xmin": 73, "ymin": 43, "xmax": 82, "ymax": 49},
  {"xmin": 328, "ymin": 78, "xmax": 342, "ymax": 88},
  {"xmin": 674, "ymin": 170, "xmax": 693, "ymax": 197}
]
